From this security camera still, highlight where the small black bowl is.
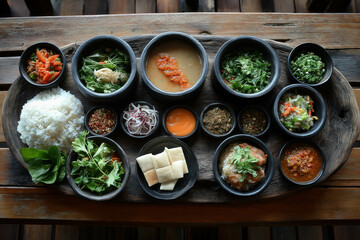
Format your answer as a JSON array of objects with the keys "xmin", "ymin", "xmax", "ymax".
[
  {"xmin": 66, "ymin": 136, "xmax": 131, "ymax": 201},
  {"xmin": 162, "ymin": 105, "xmax": 199, "ymax": 139},
  {"xmin": 238, "ymin": 105, "xmax": 271, "ymax": 137},
  {"xmin": 288, "ymin": 42, "xmax": 333, "ymax": 86},
  {"xmin": 278, "ymin": 140, "xmax": 326, "ymax": 185},
  {"xmin": 212, "ymin": 134, "xmax": 274, "ymax": 197},
  {"xmin": 71, "ymin": 35, "xmax": 137, "ymax": 102},
  {"xmin": 212, "ymin": 36, "xmax": 280, "ymax": 99},
  {"xmin": 273, "ymin": 84, "xmax": 327, "ymax": 138},
  {"xmin": 85, "ymin": 106, "xmax": 118, "ymax": 137},
  {"xmin": 120, "ymin": 101, "xmax": 160, "ymax": 138},
  {"xmin": 200, "ymin": 103, "xmax": 236, "ymax": 137},
  {"xmin": 19, "ymin": 42, "xmax": 66, "ymax": 88},
  {"xmin": 135, "ymin": 136, "xmax": 199, "ymax": 200},
  {"xmin": 140, "ymin": 32, "xmax": 209, "ymax": 102}
]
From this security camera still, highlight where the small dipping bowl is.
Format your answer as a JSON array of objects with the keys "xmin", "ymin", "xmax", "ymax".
[
  {"xmin": 278, "ymin": 140, "xmax": 326, "ymax": 185},
  {"xmin": 140, "ymin": 32, "xmax": 209, "ymax": 102},
  {"xmin": 200, "ymin": 103, "xmax": 236, "ymax": 137},
  {"xmin": 66, "ymin": 136, "xmax": 131, "ymax": 201},
  {"xmin": 238, "ymin": 105, "xmax": 271, "ymax": 137},
  {"xmin": 19, "ymin": 42, "xmax": 67, "ymax": 88},
  {"xmin": 288, "ymin": 42, "xmax": 333, "ymax": 87},
  {"xmin": 85, "ymin": 106, "xmax": 118, "ymax": 137},
  {"xmin": 120, "ymin": 101, "xmax": 160, "ymax": 138},
  {"xmin": 162, "ymin": 105, "xmax": 198, "ymax": 139}
]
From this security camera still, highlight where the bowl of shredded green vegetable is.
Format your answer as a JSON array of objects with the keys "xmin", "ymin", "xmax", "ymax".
[
  {"xmin": 212, "ymin": 36, "xmax": 280, "ymax": 99},
  {"xmin": 288, "ymin": 42, "xmax": 333, "ymax": 86},
  {"xmin": 72, "ymin": 35, "xmax": 137, "ymax": 102},
  {"xmin": 273, "ymin": 84, "xmax": 327, "ymax": 138},
  {"xmin": 66, "ymin": 131, "xmax": 131, "ymax": 201}
]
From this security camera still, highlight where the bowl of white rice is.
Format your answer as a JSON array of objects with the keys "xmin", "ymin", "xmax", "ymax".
[{"xmin": 17, "ymin": 87, "xmax": 85, "ymax": 154}]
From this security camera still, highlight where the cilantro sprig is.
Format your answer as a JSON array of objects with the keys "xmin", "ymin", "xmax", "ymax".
[
  {"xmin": 231, "ymin": 145, "xmax": 260, "ymax": 182},
  {"xmin": 71, "ymin": 131, "xmax": 124, "ymax": 194}
]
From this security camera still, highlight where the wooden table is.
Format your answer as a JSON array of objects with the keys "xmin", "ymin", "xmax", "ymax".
[{"xmin": 0, "ymin": 13, "xmax": 359, "ymax": 225}]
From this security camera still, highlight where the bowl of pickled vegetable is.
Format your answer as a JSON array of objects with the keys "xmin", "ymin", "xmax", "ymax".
[
  {"xmin": 288, "ymin": 43, "xmax": 333, "ymax": 86},
  {"xmin": 273, "ymin": 84, "xmax": 327, "ymax": 138},
  {"xmin": 71, "ymin": 35, "xmax": 137, "ymax": 102},
  {"xmin": 212, "ymin": 36, "xmax": 280, "ymax": 99},
  {"xmin": 19, "ymin": 42, "xmax": 66, "ymax": 88}
]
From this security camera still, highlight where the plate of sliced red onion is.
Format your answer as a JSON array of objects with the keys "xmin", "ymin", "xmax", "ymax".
[{"xmin": 120, "ymin": 101, "xmax": 160, "ymax": 138}]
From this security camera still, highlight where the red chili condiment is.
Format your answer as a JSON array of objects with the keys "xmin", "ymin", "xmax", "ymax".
[
  {"xmin": 88, "ymin": 108, "xmax": 116, "ymax": 135},
  {"xmin": 281, "ymin": 142, "xmax": 323, "ymax": 183}
]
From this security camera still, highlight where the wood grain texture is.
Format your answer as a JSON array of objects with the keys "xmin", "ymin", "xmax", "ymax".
[
  {"xmin": 23, "ymin": 225, "xmax": 52, "ymax": 240},
  {"xmin": 83, "ymin": 0, "xmax": 107, "ymax": 15},
  {"xmin": 248, "ymin": 227, "xmax": 270, "ymax": 240},
  {"xmin": 217, "ymin": 226, "xmax": 243, "ymax": 240},
  {"xmin": 108, "ymin": 0, "xmax": 135, "ymax": 14},
  {"xmin": 333, "ymin": 225, "xmax": 360, "ymax": 240},
  {"xmin": 274, "ymin": 0, "xmax": 295, "ymax": 12},
  {"xmin": 216, "ymin": 0, "xmax": 240, "ymax": 12},
  {"xmin": 60, "ymin": 0, "xmax": 83, "ymax": 15},
  {"xmin": 241, "ymin": 0, "xmax": 262, "ymax": 12},
  {"xmin": 156, "ymin": 0, "xmax": 180, "ymax": 13},
  {"xmin": 54, "ymin": 225, "xmax": 79, "ymax": 240},
  {"xmin": 0, "ymin": 14, "xmax": 359, "ymax": 51},
  {"xmin": 295, "ymin": 0, "xmax": 309, "ymax": 12},
  {"xmin": 136, "ymin": 0, "xmax": 156, "ymax": 13},
  {"xmin": 2, "ymin": 36, "xmax": 360, "ymax": 203}
]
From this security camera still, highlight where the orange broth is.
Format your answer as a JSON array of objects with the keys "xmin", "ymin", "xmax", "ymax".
[{"xmin": 165, "ymin": 108, "xmax": 196, "ymax": 137}]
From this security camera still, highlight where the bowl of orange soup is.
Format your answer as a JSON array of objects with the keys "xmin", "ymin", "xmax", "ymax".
[
  {"xmin": 162, "ymin": 105, "xmax": 198, "ymax": 139},
  {"xmin": 140, "ymin": 32, "xmax": 209, "ymax": 102}
]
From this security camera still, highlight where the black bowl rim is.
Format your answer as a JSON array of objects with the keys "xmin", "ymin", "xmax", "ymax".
[
  {"xmin": 287, "ymin": 42, "xmax": 333, "ymax": 87},
  {"xmin": 84, "ymin": 105, "xmax": 118, "ymax": 137},
  {"xmin": 272, "ymin": 83, "xmax": 327, "ymax": 138},
  {"xmin": 140, "ymin": 31, "xmax": 209, "ymax": 98},
  {"xmin": 237, "ymin": 104, "xmax": 271, "ymax": 137},
  {"xmin": 213, "ymin": 36, "xmax": 281, "ymax": 98},
  {"xmin": 120, "ymin": 100, "xmax": 160, "ymax": 138},
  {"xmin": 212, "ymin": 134, "xmax": 274, "ymax": 197},
  {"xmin": 278, "ymin": 139, "xmax": 326, "ymax": 185},
  {"xmin": 199, "ymin": 102, "xmax": 237, "ymax": 137},
  {"xmin": 162, "ymin": 104, "xmax": 199, "ymax": 139},
  {"xmin": 66, "ymin": 136, "xmax": 131, "ymax": 201},
  {"xmin": 71, "ymin": 35, "xmax": 137, "ymax": 99},
  {"xmin": 19, "ymin": 42, "xmax": 67, "ymax": 88},
  {"xmin": 135, "ymin": 135, "xmax": 199, "ymax": 200}
]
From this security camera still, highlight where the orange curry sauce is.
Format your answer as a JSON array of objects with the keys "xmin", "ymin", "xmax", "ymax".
[
  {"xmin": 156, "ymin": 53, "xmax": 191, "ymax": 91},
  {"xmin": 281, "ymin": 143, "xmax": 323, "ymax": 183}
]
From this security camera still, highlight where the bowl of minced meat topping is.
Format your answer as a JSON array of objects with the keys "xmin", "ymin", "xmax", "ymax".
[
  {"xmin": 200, "ymin": 103, "xmax": 236, "ymax": 137},
  {"xmin": 85, "ymin": 106, "xmax": 117, "ymax": 136}
]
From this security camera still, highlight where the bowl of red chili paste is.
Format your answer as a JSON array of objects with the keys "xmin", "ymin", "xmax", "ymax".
[
  {"xmin": 278, "ymin": 140, "xmax": 326, "ymax": 185},
  {"xmin": 85, "ymin": 106, "xmax": 118, "ymax": 137}
]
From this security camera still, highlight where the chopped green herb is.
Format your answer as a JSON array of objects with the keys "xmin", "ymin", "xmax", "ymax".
[
  {"xmin": 230, "ymin": 146, "xmax": 260, "ymax": 182},
  {"xmin": 290, "ymin": 52, "xmax": 325, "ymax": 84}
]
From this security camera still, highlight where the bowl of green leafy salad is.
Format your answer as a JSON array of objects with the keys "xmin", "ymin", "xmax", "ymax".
[
  {"xmin": 72, "ymin": 35, "xmax": 137, "ymax": 102},
  {"xmin": 212, "ymin": 36, "xmax": 280, "ymax": 99},
  {"xmin": 273, "ymin": 84, "xmax": 327, "ymax": 138},
  {"xmin": 288, "ymin": 43, "xmax": 333, "ymax": 86},
  {"xmin": 66, "ymin": 131, "xmax": 130, "ymax": 201}
]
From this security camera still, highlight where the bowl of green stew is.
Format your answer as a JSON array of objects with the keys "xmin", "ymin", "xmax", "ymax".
[
  {"xmin": 288, "ymin": 42, "xmax": 333, "ymax": 86},
  {"xmin": 212, "ymin": 36, "xmax": 280, "ymax": 99}
]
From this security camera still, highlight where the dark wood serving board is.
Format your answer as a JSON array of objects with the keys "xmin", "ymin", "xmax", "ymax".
[{"xmin": 2, "ymin": 35, "xmax": 360, "ymax": 203}]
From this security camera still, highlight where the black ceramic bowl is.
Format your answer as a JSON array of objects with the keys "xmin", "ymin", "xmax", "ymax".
[
  {"xmin": 238, "ymin": 105, "xmax": 271, "ymax": 137},
  {"xmin": 71, "ymin": 35, "xmax": 137, "ymax": 102},
  {"xmin": 120, "ymin": 101, "xmax": 160, "ymax": 138},
  {"xmin": 200, "ymin": 103, "xmax": 236, "ymax": 137},
  {"xmin": 278, "ymin": 140, "xmax": 326, "ymax": 185},
  {"xmin": 212, "ymin": 134, "xmax": 274, "ymax": 197},
  {"xmin": 19, "ymin": 42, "xmax": 67, "ymax": 88},
  {"xmin": 136, "ymin": 136, "xmax": 198, "ymax": 200},
  {"xmin": 85, "ymin": 106, "xmax": 118, "ymax": 137},
  {"xmin": 162, "ymin": 105, "xmax": 199, "ymax": 139},
  {"xmin": 140, "ymin": 32, "xmax": 209, "ymax": 102},
  {"xmin": 288, "ymin": 42, "xmax": 333, "ymax": 86},
  {"xmin": 273, "ymin": 84, "xmax": 327, "ymax": 138},
  {"xmin": 66, "ymin": 136, "xmax": 130, "ymax": 201},
  {"xmin": 212, "ymin": 36, "xmax": 280, "ymax": 99}
]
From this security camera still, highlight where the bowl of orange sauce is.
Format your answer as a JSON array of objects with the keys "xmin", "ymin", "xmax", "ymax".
[
  {"xmin": 162, "ymin": 105, "xmax": 198, "ymax": 139},
  {"xmin": 278, "ymin": 140, "xmax": 326, "ymax": 185}
]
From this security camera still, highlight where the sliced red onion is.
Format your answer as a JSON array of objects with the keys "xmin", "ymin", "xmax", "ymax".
[{"xmin": 123, "ymin": 103, "xmax": 158, "ymax": 136}]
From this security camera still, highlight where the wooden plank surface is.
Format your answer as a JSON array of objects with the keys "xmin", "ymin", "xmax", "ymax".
[
  {"xmin": 108, "ymin": 0, "xmax": 135, "ymax": 14},
  {"xmin": 216, "ymin": 0, "xmax": 240, "ymax": 12},
  {"xmin": 156, "ymin": 0, "xmax": 180, "ymax": 13},
  {"xmin": 240, "ymin": 0, "xmax": 262, "ymax": 12},
  {"xmin": 136, "ymin": 0, "xmax": 156, "ymax": 13},
  {"xmin": 274, "ymin": 0, "xmax": 295, "ymax": 12},
  {"xmin": 23, "ymin": 225, "xmax": 52, "ymax": 240},
  {"xmin": 60, "ymin": 0, "xmax": 83, "ymax": 15},
  {"xmin": 0, "ymin": 13, "xmax": 359, "ymax": 51}
]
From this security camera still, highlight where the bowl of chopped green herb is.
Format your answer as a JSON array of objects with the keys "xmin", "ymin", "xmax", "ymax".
[
  {"xmin": 288, "ymin": 43, "xmax": 333, "ymax": 86},
  {"xmin": 212, "ymin": 134, "xmax": 274, "ymax": 197},
  {"xmin": 66, "ymin": 131, "xmax": 131, "ymax": 201},
  {"xmin": 212, "ymin": 36, "xmax": 280, "ymax": 99},
  {"xmin": 72, "ymin": 35, "xmax": 137, "ymax": 102}
]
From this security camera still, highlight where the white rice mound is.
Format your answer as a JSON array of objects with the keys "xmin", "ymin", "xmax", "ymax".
[{"xmin": 17, "ymin": 87, "xmax": 84, "ymax": 153}]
